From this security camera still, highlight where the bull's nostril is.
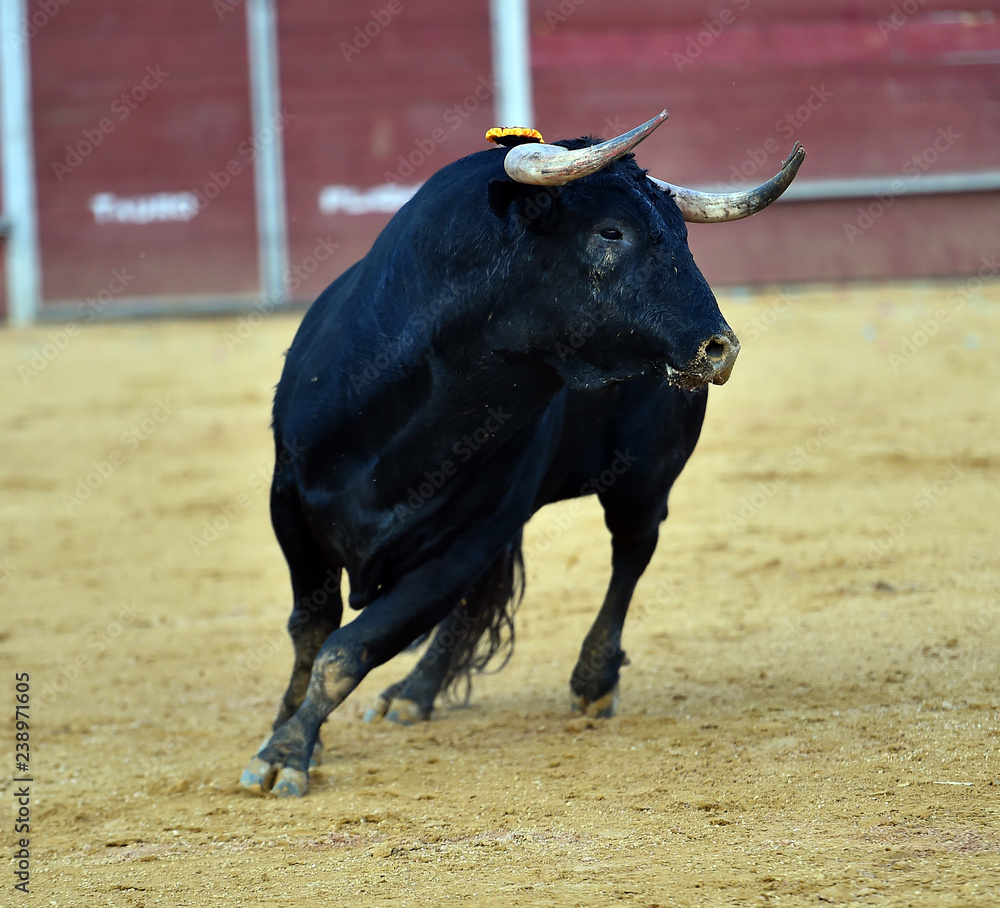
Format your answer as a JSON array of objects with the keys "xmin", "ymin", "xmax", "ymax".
[{"xmin": 705, "ymin": 338, "xmax": 728, "ymax": 361}]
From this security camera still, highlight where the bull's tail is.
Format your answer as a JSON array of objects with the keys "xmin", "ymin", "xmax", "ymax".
[{"xmin": 440, "ymin": 535, "xmax": 525, "ymax": 703}]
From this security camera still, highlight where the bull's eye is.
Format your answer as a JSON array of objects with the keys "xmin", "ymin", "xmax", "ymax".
[{"xmin": 599, "ymin": 227, "xmax": 624, "ymax": 241}]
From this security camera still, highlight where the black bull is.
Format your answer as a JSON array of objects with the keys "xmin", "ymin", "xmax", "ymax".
[{"xmin": 240, "ymin": 119, "xmax": 804, "ymax": 796}]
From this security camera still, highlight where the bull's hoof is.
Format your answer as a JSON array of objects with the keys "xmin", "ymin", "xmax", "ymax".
[
  {"xmin": 239, "ymin": 755, "xmax": 310, "ymax": 797},
  {"xmin": 239, "ymin": 755, "xmax": 277, "ymax": 794},
  {"xmin": 363, "ymin": 694, "xmax": 432, "ymax": 725},
  {"xmin": 270, "ymin": 767, "xmax": 309, "ymax": 798},
  {"xmin": 385, "ymin": 698, "xmax": 431, "ymax": 726},
  {"xmin": 570, "ymin": 682, "xmax": 619, "ymax": 719},
  {"xmin": 363, "ymin": 688, "xmax": 433, "ymax": 725},
  {"xmin": 362, "ymin": 693, "xmax": 392, "ymax": 724}
]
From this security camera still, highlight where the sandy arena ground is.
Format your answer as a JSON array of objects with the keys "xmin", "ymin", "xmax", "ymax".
[{"xmin": 2, "ymin": 280, "xmax": 998, "ymax": 906}]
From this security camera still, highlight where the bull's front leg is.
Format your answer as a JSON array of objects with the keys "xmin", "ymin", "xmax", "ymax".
[
  {"xmin": 570, "ymin": 502, "xmax": 661, "ymax": 717},
  {"xmin": 267, "ymin": 580, "xmax": 344, "ymax": 771},
  {"xmin": 266, "ymin": 489, "xmax": 346, "ymax": 770}
]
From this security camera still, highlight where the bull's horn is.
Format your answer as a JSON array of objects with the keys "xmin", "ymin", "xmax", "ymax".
[
  {"xmin": 503, "ymin": 110, "xmax": 669, "ymax": 186},
  {"xmin": 649, "ymin": 143, "xmax": 806, "ymax": 223}
]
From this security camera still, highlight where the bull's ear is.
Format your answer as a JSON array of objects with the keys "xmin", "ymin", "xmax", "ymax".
[
  {"xmin": 487, "ymin": 178, "xmax": 523, "ymax": 219},
  {"xmin": 487, "ymin": 179, "xmax": 561, "ymax": 234}
]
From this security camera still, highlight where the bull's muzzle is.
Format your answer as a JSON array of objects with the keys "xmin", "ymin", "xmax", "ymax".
[
  {"xmin": 700, "ymin": 329, "xmax": 740, "ymax": 385},
  {"xmin": 662, "ymin": 329, "xmax": 739, "ymax": 389}
]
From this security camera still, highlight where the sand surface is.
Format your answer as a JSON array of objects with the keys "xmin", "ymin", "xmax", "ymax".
[{"xmin": 2, "ymin": 280, "xmax": 998, "ymax": 906}]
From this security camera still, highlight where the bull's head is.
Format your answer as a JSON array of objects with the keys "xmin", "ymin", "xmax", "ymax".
[{"xmin": 487, "ymin": 111, "xmax": 804, "ymax": 391}]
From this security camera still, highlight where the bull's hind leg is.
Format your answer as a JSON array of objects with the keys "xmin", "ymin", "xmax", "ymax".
[
  {"xmin": 570, "ymin": 496, "xmax": 664, "ymax": 717},
  {"xmin": 362, "ymin": 538, "xmax": 523, "ymax": 726},
  {"xmin": 363, "ymin": 606, "xmax": 466, "ymax": 725}
]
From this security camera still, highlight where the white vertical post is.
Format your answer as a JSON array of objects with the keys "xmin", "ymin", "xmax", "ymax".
[
  {"xmin": 246, "ymin": 0, "xmax": 289, "ymax": 305},
  {"xmin": 0, "ymin": 0, "xmax": 41, "ymax": 325},
  {"xmin": 490, "ymin": 0, "xmax": 534, "ymax": 128}
]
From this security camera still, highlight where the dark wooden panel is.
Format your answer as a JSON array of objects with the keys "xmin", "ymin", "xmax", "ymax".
[{"xmin": 30, "ymin": 0, "xmax": 259, "ymax": 305}]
